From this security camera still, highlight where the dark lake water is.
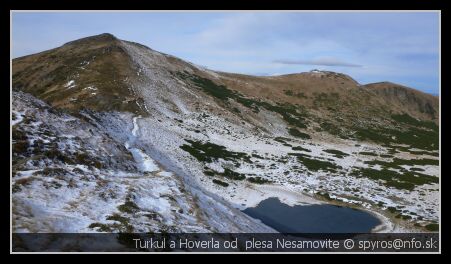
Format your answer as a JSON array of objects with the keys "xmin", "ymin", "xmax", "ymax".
[{"xmin": 243, "ymin": 197, "xmax": 381, "ymax": 233}]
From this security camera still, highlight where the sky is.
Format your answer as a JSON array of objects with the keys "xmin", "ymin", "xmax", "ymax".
[{"xmin": 11, "ymin": 11, "xmax": 440, "ymax": 95}]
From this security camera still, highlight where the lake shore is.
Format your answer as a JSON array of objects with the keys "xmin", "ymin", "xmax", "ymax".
[{"xmin": 224, "ymin": 183, "xmax": 423, "ymax": 233}]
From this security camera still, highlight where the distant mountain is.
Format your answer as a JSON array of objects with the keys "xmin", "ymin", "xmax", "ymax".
[
  {"xmin": 12, "ymin": 33, "xmax": 440, "ymax": 234},
  {"xmin": 362, "ymin": 82, "xmax": 438, "ymax": 122}
]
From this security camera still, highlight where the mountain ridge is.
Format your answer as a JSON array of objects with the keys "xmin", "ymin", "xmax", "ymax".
[{"xmin": 13, "ymin": 33, "xmax": 438, "ymax": 125}]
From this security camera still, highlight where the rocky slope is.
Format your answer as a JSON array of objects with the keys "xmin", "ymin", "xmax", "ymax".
[
  {"xmin": 12, "ymin": 91, "xmax": 274, "ymax": 233},
  {"xmin": 12, "ymin": 33, "xmax": 440, "ymax": 233}
]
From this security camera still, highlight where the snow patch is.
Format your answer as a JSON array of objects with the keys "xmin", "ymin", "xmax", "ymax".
[
  {"xmin": 12, "ymin": 111, "xmax": 25, "ymax": 126},
  {"xmin": 64, "ymin": 80, "xmax": 76, "ymax": 89},
  {"xmin": 125, "ymin": 115, "xmax": 160, "ymax": 173},
  {"xmin": 129, "ymin": 147, "xmax": 160, "ymax": 173},
  {"xmin": 83, "ymin": 86, "xmax": 97, "ymax": 91},
  {"xmin": 132, "ymin": 116, "xmax": 141, "ymax": 137}
]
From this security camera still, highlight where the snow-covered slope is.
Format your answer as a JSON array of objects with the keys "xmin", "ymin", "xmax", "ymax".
[{"xmin": 12, "ymin": 91, "xmax": 274, "ymax": 233}]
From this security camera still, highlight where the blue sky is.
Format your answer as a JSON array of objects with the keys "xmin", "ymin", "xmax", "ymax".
[{"xmin": 12, "ymin": 11, "xmax": 440, "ymax": 95}]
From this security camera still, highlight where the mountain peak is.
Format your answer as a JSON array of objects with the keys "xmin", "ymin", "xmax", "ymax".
[{"xmin": 63, "ymin": 33, "xmax": 118, "ymax": 46}]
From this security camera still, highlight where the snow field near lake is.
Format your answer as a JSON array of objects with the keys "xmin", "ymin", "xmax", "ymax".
[
  {"xmin": 134, "ymin": 106, "xmax": 438, "ymax": 224},
  {"xmin": 110, "ymin": 50, "xmax": 439, "ymax": 228}
]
